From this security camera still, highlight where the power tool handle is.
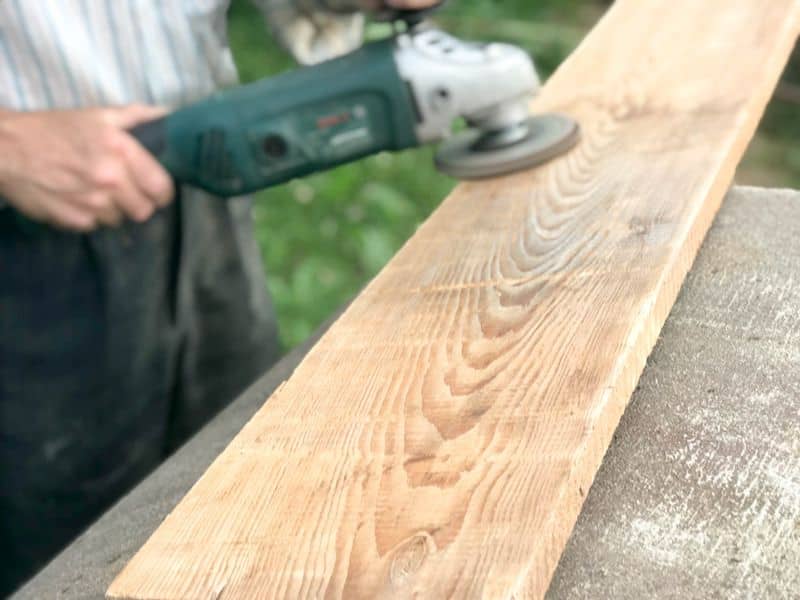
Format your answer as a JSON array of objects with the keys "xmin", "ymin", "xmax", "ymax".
[{"xmin": 129, "ymin": 117, "xmax": 167, "ymax": 158}]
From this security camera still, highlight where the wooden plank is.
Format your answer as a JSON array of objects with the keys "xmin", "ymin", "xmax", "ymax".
[{"xmin": 108, "ymin": 1, "xmax": 800, "ymax": 598}]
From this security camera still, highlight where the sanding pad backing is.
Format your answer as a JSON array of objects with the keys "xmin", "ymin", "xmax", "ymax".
[{"xmin": 434, "ymin": 113, "xmax": 580, "ymax": 180}]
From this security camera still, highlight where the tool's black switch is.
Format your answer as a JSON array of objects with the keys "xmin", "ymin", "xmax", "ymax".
[{"xmin": 262, "ymin": 134, "xmax": 288, "ymax": 159}]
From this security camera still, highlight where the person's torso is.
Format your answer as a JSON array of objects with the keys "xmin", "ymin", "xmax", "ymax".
[{"xmin": 0, "ymin": 0, "xmax": 239, "ymax": 111}]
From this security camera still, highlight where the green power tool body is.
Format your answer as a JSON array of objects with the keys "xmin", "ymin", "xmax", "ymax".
[
  {"xmin": 131, "ymin": 15, "xmax": 579, "ymax": 196},
  {"xmin": 133, "ymin": 38, "xmax": 417, "ymax": 197}
]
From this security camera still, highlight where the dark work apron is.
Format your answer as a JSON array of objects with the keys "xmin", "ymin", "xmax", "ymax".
[{"xmin": 0, "ymin": 189, "xmax": 279, "ymax": 594}]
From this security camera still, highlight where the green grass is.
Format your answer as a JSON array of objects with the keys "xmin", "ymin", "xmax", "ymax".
[{"xmin": 227, "ymin": 0, "xmax": 800, "ymax": 349}]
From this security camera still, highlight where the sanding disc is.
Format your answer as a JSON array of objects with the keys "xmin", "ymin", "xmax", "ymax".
[{"xmin": 434, "ymin": 113, "xmax": 580, "ymax": 180}]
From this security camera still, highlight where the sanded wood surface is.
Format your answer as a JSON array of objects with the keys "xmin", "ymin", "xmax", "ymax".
[{"xmin": 108, "ymin": 1, "xmax": 800, "ymax": 598}]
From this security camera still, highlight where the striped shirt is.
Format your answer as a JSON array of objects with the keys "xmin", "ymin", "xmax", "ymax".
[{"xmin": 0, "ymin": 0, "xmax": 363, "ymax": 112}]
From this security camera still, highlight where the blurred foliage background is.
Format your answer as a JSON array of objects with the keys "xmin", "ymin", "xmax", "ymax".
[{"xmin": 228, "ymin": 0, "xmax": 800, "ymax": 349}]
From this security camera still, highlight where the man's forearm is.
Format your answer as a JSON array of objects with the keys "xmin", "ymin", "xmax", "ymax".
[
  {"xmin": 0, "ymin": 109, "xmax": 21, "ymax": 186},
  {"xmin": 0, "ymin": 109, "xmax": 18, "ymax": 207}
]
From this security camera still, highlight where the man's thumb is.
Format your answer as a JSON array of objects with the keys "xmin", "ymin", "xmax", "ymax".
[{"xmin": 105, "ymin": 104, "xmax": 168, "ymax": 129}]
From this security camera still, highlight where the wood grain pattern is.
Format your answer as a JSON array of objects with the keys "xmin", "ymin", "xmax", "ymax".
[{"xmin": 108, "ymin": 1, "xmax": 800, "ymax": 598}]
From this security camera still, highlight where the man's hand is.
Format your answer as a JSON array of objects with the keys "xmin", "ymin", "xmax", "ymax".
[
  {"xmin": 262, "ymin": 0, "xmax": 441, "ymax": 65},
  {"xmin": 323, "ymin": 0, "xmax": 440, "ymax": 12},
  {"xmin": 0, "ymin": 105, "xmax": 174, "ymax": 232},
  {"xmin": 383, "ymin": 0, "xmax": 440, "ymax": 8}
]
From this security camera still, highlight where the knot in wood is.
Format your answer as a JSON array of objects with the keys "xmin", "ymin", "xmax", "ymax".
[{"xmin": 389, "ymin": 532, "xmax": 437, "ymax": 589}]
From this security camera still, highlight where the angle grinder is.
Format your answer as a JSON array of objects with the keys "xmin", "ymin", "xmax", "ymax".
[{"xmin": 130, "ymin": 6, "xmax": 580, "ymax": 196}]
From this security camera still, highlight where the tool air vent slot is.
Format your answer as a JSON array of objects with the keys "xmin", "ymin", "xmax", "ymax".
[{"xmin": 196, "ymin": 128, "xmax": 237, "ymax": 183}]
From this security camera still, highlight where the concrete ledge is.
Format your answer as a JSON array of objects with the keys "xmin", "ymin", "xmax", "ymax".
[
  {"xmin": 14, "ymin": 186, "xmax": 800, "ymax": 599},
  {"xmin": 548, "ymin": 186, "xmax": 800, "ymax": 599}
]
